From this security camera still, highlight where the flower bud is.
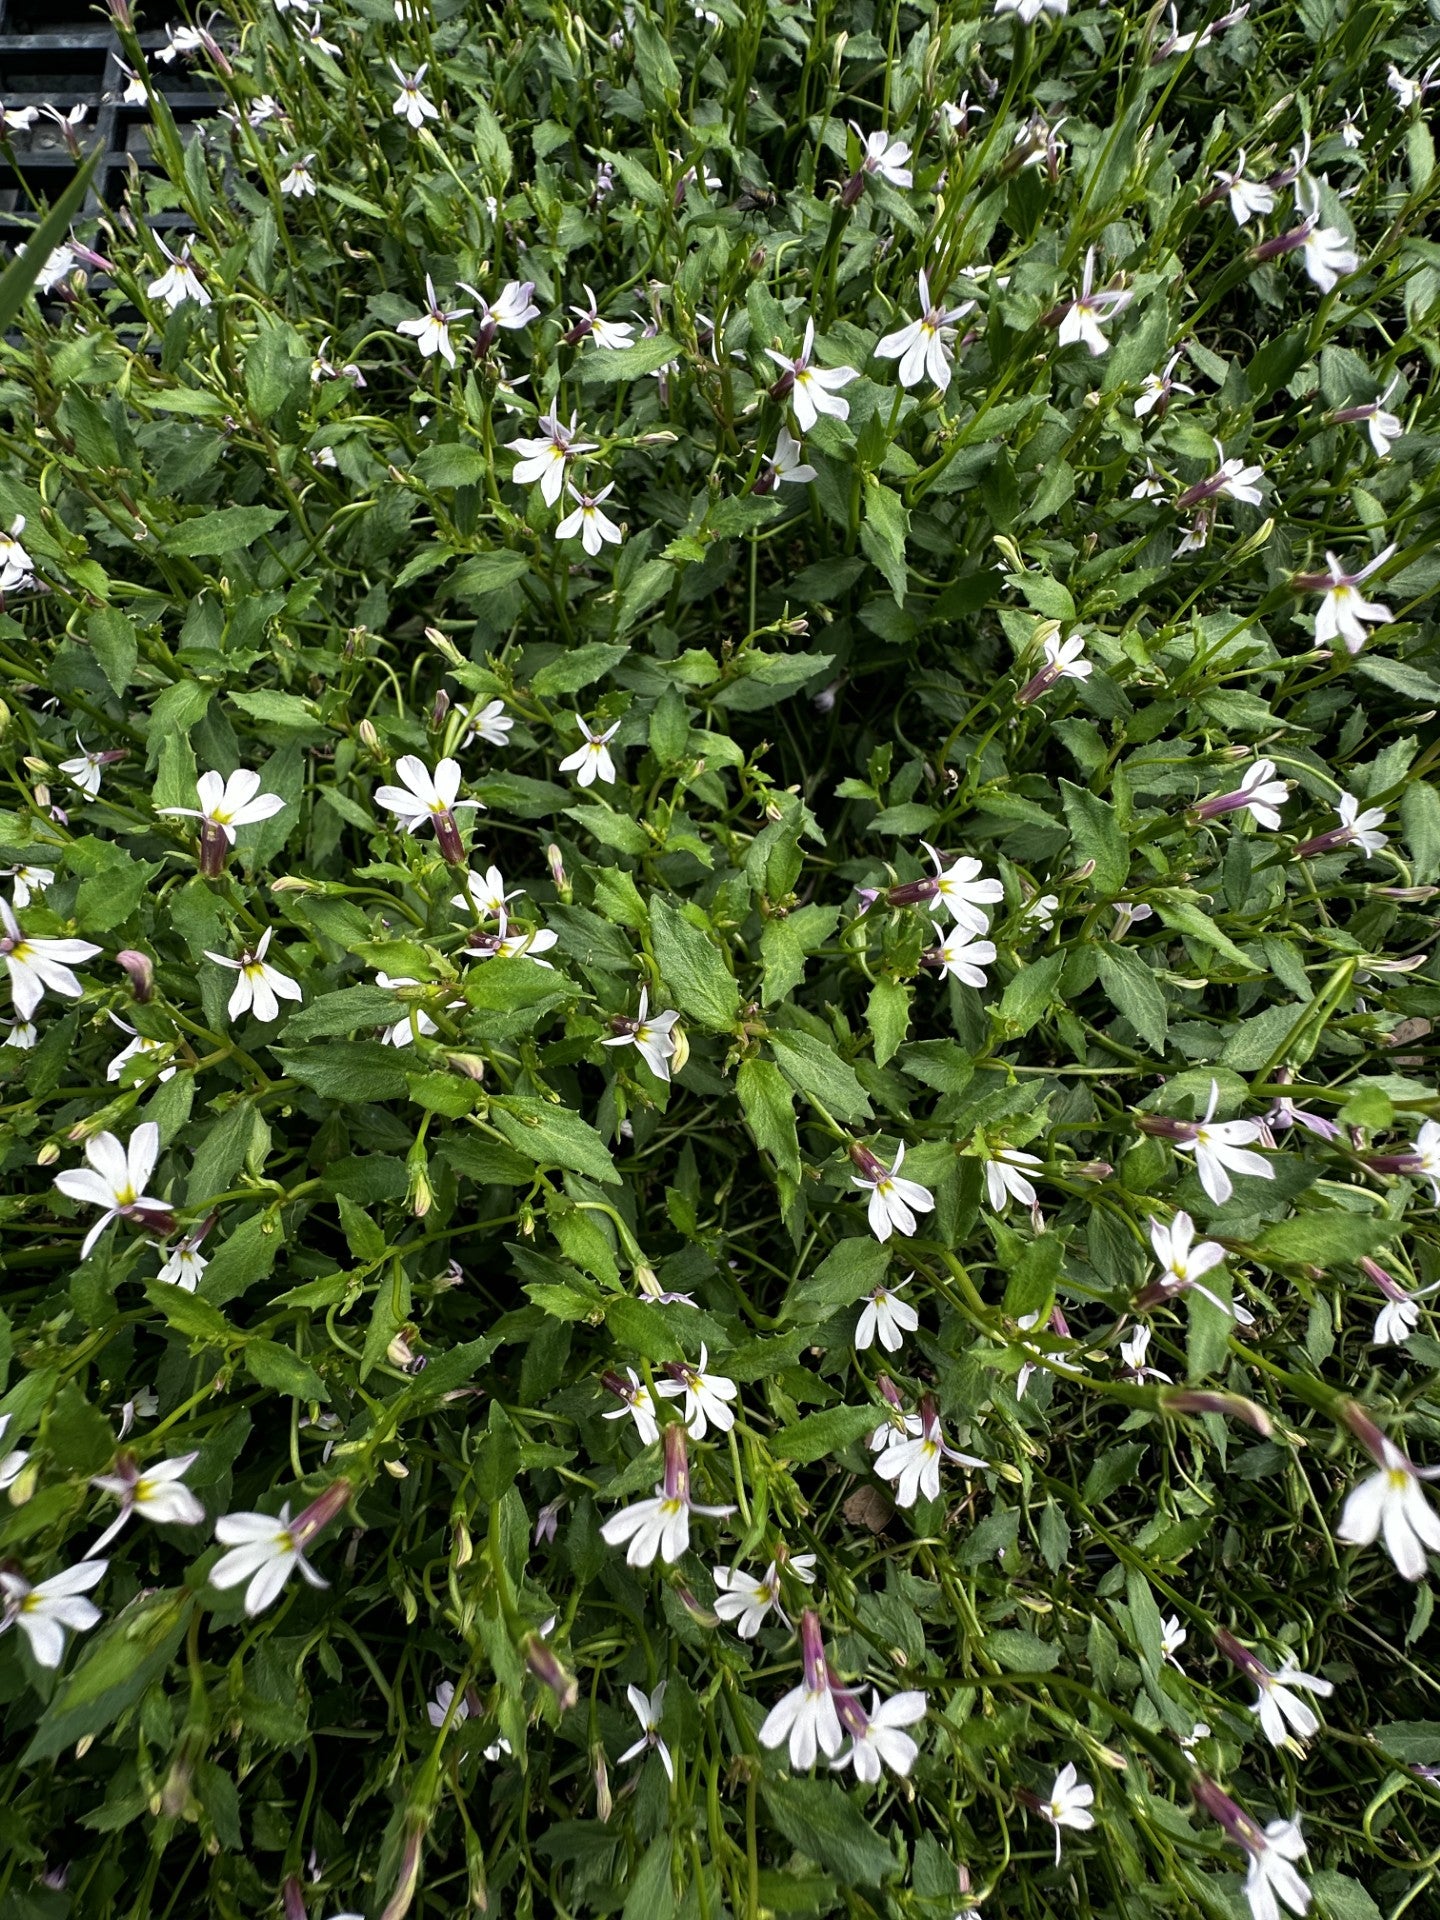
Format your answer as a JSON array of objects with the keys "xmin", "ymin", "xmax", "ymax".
[
  {"xmin": 35, "ymin": 1141, "xmax": 59, "ymax": 1166},
  {"xmin": 424, "ymin": 625, "xmax": 466, "ymax": 666},
  {"xmin": 668, "ymin": 1025, "xmax": 689, "ymax": 1074},
  {"xmin": 593, "ymin": 1744, "xmax": 613, "ymax": 1821},
  {"xmin": 6, "ymin": 1457, "xmax": 39, "ymax": 1505},
  {"xmin": 115, "ymin": 948, "xmax": 154, "ymax": 1002},
  {"xmin": 545, "ymin": 843, "xmax": 571, "ymax": 901},
  {"xmin": 358, "ymin": 719, "xmax": 383, "ymax": 759},
  {"xmin": 1160, "ymin": 1388, "xmax": 1272, "ymax": 1436},
  {"xmin": 522, "ymin": 1632, "xmax": 579, "ymax": 1711}
]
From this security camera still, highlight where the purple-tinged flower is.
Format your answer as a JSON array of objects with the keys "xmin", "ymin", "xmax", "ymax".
[
  {"xmin": 1292, "ymin": 544, "xmax": 1395, "ymax": 655},
  {"xmin": 1192, "ymin": 758, "xmax": 1290, "ymax": 830},
  {"xmin": 373, "ymin": 755, "xmax": 481, "ymax": 865},
  {"xmin": 1294, "ymin": 793, "xmax": 1388, "ymax": 860},
  {"xmin": 1056, "ymin": 249, "xmax": 1132, "ymax": 356},
  {"xmin": 599, "ymin": 1423, "xmax": 734, "ymax": 1567},
  {"xmin": 759, "ymin": 1610, "xmax": 844, "ymax": 1769}
]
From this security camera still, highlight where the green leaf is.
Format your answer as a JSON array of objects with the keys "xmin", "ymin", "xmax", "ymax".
[
  {"xmin": 768, "ymin": 1029, "xmax": 872, "ymax": 1123},
  {"xmin": 997, "ymin": 952, "xmax": 1063, "ymax": 1035},
  {"xmin": 1256, "ymin": 1211, "xmax": 1400, "ymax": 1266},
  {"xmin": 736, "ymin": 1057, "xmax": 801, "ymax": 1182},
  {"xmin": 650, "ymin": 898, "xmax": 739, "ymax": 1031},
  {"xmin": 987, "ymin": 1629, "xmax": 1060, "ymax": 1673},
  {"xmin": 414, "ymin": 442, "xmax": 490, "ymax": 488},
  {"xmin": 770, "ymin": 1404, "xmax": 879, "ymax": 1463},
  {"xmin": 272, "ymin": 1043, "xmax": 409, "ymax": 1102},
  {"xmin": 163, "ymin": 506, "xmax": 287, "ymax": 556},
  {"xmin": 859, "ymin": 481, "xmax": 909, "ymax": 605},
  {"xmin": 1095, "ymin": 946, "xmax": 1167, "ymax": 1052},
  {"xmin": 532, "ymin": 642, "xmax": 630, "ymax": 697},
  {"xmin": 86, "ymin": 608, "xmax": 138, "ymax": 695},
  {"xmin": 621, "ymin": 1839, "xmax": 676, "ymax": 1920},
  {"xmin": 1059, "ymin": 781, "xmax": 1129, "ymax": 896},
  {"xmin": 605, "ymin": 1296, "xmax": 684, "ymax": 1363},
  {"xmin": 141, "ymin": 1280, "xmax": 232, "ymax": 1346},
  {"xmin": 575, "ymin": 333, "xmax": 681, "ymax": 383},
  {"xmin": 446, "ymin": 550, "xmax": 533, "ymax": 599},
  {"xmin": 783, "ymin": 1238, "xmax": 889, "ymax": 1322},
  {"xmin": 284, "ymin": 986, "xmax": 405, "ymax": 1040},
  {"xmin": 761, "ymin": 1778, "xmax": 897, "ymax": 1887},
  {"xmin": 488, "ymin": 1098, "xmax": 621, "ymax": 1185},
  {"xmin": 866, "ymin": 977, "xmax": 910, "ymax": 1066},
  {"xmin": 244, "ymin": 1340, "xmax": 329, "ymax": 1402}
]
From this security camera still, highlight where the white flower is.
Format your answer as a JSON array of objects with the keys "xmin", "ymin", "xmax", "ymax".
[
  {"xmin": 556, "ymin": 481, "xmax": 624, "ymax": 556},
  {"xmin": 397, "ymin": 275, "xmax": 472, "ymax": 367},
  {"xmin": 106, "ymin": 1013, "xmax": 176, "ymax": 1085},
  {"xmin": 854, "ymin": 126, "xmax": 913, "ymax": 189},
  {"xmin": 558, "ymin": 714, "xmax": 622, "ymax": 788},
  {"xmin": 1040, "ymin": 1762, "xmax": 1095, "ymax": 1864},
  {"xmin": 390, "ymin": 60, "xmax": 438, "ymax": 130},
  {"xmin": 5, "ymin": 864, "xmax": 53, "ymax": 909},
  {"xmin": 464, "ymin": 279, "xmax": 540, "ymax": 333},
  {"xmin": 760, "ymin": 426, "xmax": 817, "ymax": 489},
  {"xmin": 1016, "ymin": 629, "xmax": 1093, "ymax": 707},
  {"xmin": 1160, "ymin": 1614, "xmax": 1187, "ymax": 1665},
  {"xmin": 465, "ymin": 698, "xmax": 514, "ymax": 748},
  {"xmin": 1228, "ymin": 759, "xmax": 1289, "ymax": 830},
  {"xmin": 875, "ymin": 271, "xmax": 973, "ymax": 392},
  {"xmin": 569, "ymin": 284, "xmax": 635, "ymax": 350},
  {"xmin": 618, "ymin": 1681, "xmax": 674, "ymax": 1783},
  {"xmin": 599, "ymin": 1427, "xmax": 734, "ymax": 1567},
  {"xmin": 0, "ymin": 896, "xmax": 99, "ymax": 1021},
  {"xmin": 157, "ymin": 1229, "xmax": 209, "ymax": 1292},
  {"xmin": 427, "ymin": 1679, "xmax": 470, "ymax": 1728},
  {"xmin": 856, "ymin": 1280, "xmax": 919, "ymax": 1353},
  {"xmin": 0, "ymin": 1413, "xmax": 29, "ymax": 1491},
  {"xmin": 1146, "ymin": 1211, "xmax": 1251, "ymax": 1322},
  {"xmin": 1245, "ymin": 1817, "xmax": 1311, "ymax": 1920},
  {"xmin": 1022, "ymin": 893, "xmax": 1059, "ymax": 932},
  {"xmin": 873, "ymin": 1397, "xmax": 983, "ymax": 1508},
  {"xmin": 90, "ymin": 1452, "xmax": 205, "ymax": 1552},
  {"xmin": 1334, "ymin": 793, "xmax": 1388, "ymax": 857},
  {"xmin": 1057, "ymin": 249, "xmax": 1132, "ymax": 356},
  {"xmin": 510, "ymin": 411, "xmax": 596, "ymax": 507},
  {"xmin": 1304, "ymin": 544, "xmax": 1395, "ymax": 655},
  {"xmin": 1132, "ymin": 459, "xmax": 1167, "ymax": 500},
  {"xmin": 299, "ymin": 12, "xmax": 340, "ymax": 55},
  {"xmin": 931, "ymin": 927, "xmax": 996, "ymax": 988},
  {"xmin": 984, "ymin": 1149, "xmax": 1041, "ymax": 1213},
  {"xmin": 1174, "ymin": 1081, "xmax": 1273, "ymax": 1207},
  {"xmin": 0, "ymin": 1561, "xmax": 106, "ymax": 1669},
  {"xmin": 373, "ymin": 755, "xmax": 481, "ymax": 859},
  {"xmin": 1215, "ymin": 153, "xmax": 1274, "ymax": 226},
  {"xmin": 765, "ymin": 318, "xmax": 860, "ymax": 433},
  {"xmin": 146, "ymin": 238, "xmax": 210, "ymax": 310},
  {"xmin": 158, "ymin": 767, "xmax": 285, "ymax": 844},
  {"xmin": 1120, "ymin": 1324, "xmax": 1170, "ymax": 1382},
  {"xmin": 1375, "ymin": 1293, "xmax": 1419, "ymax": 1346},
  {"xmin": 602, "ymin": 1368, "xmax": 662, "ymax": 1447},
  {"xmin": 53, "ymin": 1123, "xmax": 169, "ymax": 1258},
  {"xmin": 374, "ymin": 972, "xmax": 461, "ymax": 1047},
  {"xmin": 453, "ymin": 864, "xmax": 520, "ymax": 921},
  {"xmin": 1135, "ymin": 352, "xmax": 1195, "ymax": 418},
  {"xmin": 280, "ymin": 154, "xmax": 316, "ymax": 197},
  {"xmin": 657, "ymin": 1345, "xmax": 738, "ymax": 1440},
  {"xmin": 851, "ymin": 1142, "xmax": 934, "ymax": 1242},
  {"xmin": 602, "ymin": 988, "xmax": 681, "ymax": 1081},
  {"xmin": 493, "ymin": 919, "xmax": 559, "ymax": 967},
  {"xmin": 0, "ymin": 515, "xmax": 34, "ymax": 588},
  {"xmin": 203, "ymin": 927, "xmax": 303, "ymax": 1024},
  {"xmin": 1387, "ymin": 63, "xmax": 1424, "ymax": 108},
  {"xmin": 4, "ymin": 1019, "xmax": 36, "ymax": 1048},
  {"xmin": 1337, "ymin": 1436, "xmax": 1440, "ymax": 1581},
  {"xmin": 831, "ymin": 1687, "xmax": 927, "ymax": 1782},
  {"xmin": 1295, "ymin": 180, "xmax": 1359, "ymax": 293},
  {"xmin": 994, "ymin": 0, "xmax": 1067, "ymax": 19},
  {"xmin": 921, "ymin": 842, "xmax": 1005, "ymax": 932},
  {"xmin": 1249, "ymin": 1654, "xmax": 1334, "ymax": 1748},
  {"xmin": 759, "ymin": 1611, "xmax": 844, "ymax": 1771},
  {"xmin": 211, "ymin": 1505, "xmax": 327, "ymax": 1615},
  {"xmin": 712, "ymin": 1562, "xmax": 786, "ymax": 1638}
]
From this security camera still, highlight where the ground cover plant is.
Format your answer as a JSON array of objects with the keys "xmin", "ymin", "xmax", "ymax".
[{"xmin": 0, "ymin": 0, "xmax": 1438, "ymax": 1913}]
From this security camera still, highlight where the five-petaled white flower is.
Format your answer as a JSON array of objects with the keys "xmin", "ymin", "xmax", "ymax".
[
  {"xmin": 765, "ymin": 318, "xmax": 860, "ymax": 433},
  {"xmin": 1294, "ymin": 179, "xmax": 1359, "ymax": 293},
  {"xmin": 397, "ymin": 275, "xmax": 472, "ymax": 367},
  {"xmin": 569, "ymin": 284, "xmax": 634, "ymax": 350},
  {"xmin": 157, "ymin": 1227, "xmax": 210, "ymax": 1292},
  {"xmin": 90, "ymin": 1452, "xmax": 205, "ymax": 1552},
  {"xmin": 1018, "ymin": 631, "xmax": 1091, "ymax": 704},
  {"xmin": 1146, "ymin": 1211, "xmax": 1251, "ymax": 1322},
  {"xmin": 1057, "ymin": 249, "xmax": 1132, "ymax": 356},
  {"xmin": 1160, "ymin": 1614, "xmax": 1187, "ymax": 1666},
  {"xmin": 1250, "ymin": 1654, "xmax": 1335, "ymax": 1749},
  {"xmin": 1194, "ymin": 759, "xmax": 1290, "ymax": 832},
  {"xmin": 856, "ymin": 1279, "xmax": 919, "ymax": 1353},
  {"xmin": 1120, "ymin": 1323, "xmax": 1171, "ymax": 1382},
  {"xmin": 658, "ymin": 1345, "xmax": 738, "ymax": 1440},
  {"xmin": 158, "ymin": 768, "xmax": 286, "ymax": 874},
  {"xmin": 1338, "ymin": 1434, "xmax": 1440, "ymax": 1581},
  {"xmin": 929, "ymin": 927, "xmax": 996, "ymax": 988},
  {"xmin": 1213, "ymin": 152, "xmax": 1274, "ymax": 226},
  {"xmin": 603, "ymin": 1367, "xmax": 663, "ymax": 1447},
  {"xmin": 851, "ymin": 1142, "xmax": 934, "ymax": 1242},
  {"xmin": 0, "ymin": 906, "xmax": 96, "ymax": 1022},
  {"xmin": 1299, "ymin": 544, "xmax": 1396, "ymax": 656},
  {"xmin": 106, "ymin": 1012, "xmax": 177, "ymax": 1086},
  {"xmin": 984, "ymin": 1148, "xmax": 1042, "ymax": 1213},
  {"xmin": 757, "ymin": 426, "xmax": 817, "ymax": 492},
  {"xmin": 618, "ymin": 1681, "xmax": 674, "ymax": 1782},
  {"xmin": 373, "ymin": 755, "xmax": 481, "ymax": 864},
  {"xmin": 600, "ymin": 1425, "xmax": 734, "ymax": 1568},
  {"xmin": 876, "ymin": 272, "xmax": 972, "ymax": 392},
  {"xmin": 919, "ymin": 843, "xmax": 1005, "ymax": 932},
  {"xmin": 873, "ymin": 1395, "xmax": 983, "ymax": 1507},
  {"xmin": 830, "ymin": 1684, "xmax": 927, "ymax": 1782},
  {"xmin": 559, "ymin": 714, "xmax": 622, "ymax": 788},
  {"xmin": 852, "ymin": 125, "xmax": 913, "ymax": 189},
  {"xmin": 511, "ymin": 411, "xmax": 596, "ymax": 507},
  {"xmin": 464, "ymin": 699, "xmax": 514, "ymax": 749},
  {"xmin": 1173, "ymin": 1081, "xmax": 1274, "ymax": 1207},
  {"xmin": 1135, "ymin": 351, "xmax": 1195, "ymax": 418},
  {"xmin": 5, "ymin": 864, "xmax": 53, "ymax": 909},
  {"xmin": 53, "ymin": 1123, "xmax": 170, "ymax": 1257},
  {"xmin": 453, "ymin": 864, "xmax": 520, "ymax": 922},
  {"xmin": 204, "ymin": 927, "xmax": 303, "ymax": 1024},
  {"xmin": 463, "ymin": 279, "xmax": 540, "ymax": 338},
  {"xmin": 210, "ymin": 1480, "xmax": 349, "ymax": 1615},
  {"xmin": 759, "ymin": 1610, "xmax": 844, "ymax": 1771},
  {"xmin": 1039, "ymin": 1762, "xmax": 1095, "ymax": 1864},
  {"xmin": 0, "ymin": 1561, "xmax": 106, "ymax": 1669},
  {"xmin": 602, "ymin": 988, "xmax": 681, "ymax": 1081},
  {"xmin": 712, "ymin": 1561, "xmax": 787, "ymax": 1638},
  {"xmin": 1333, "ymin": 793, "xmax": 1388, "ymax": 857},
  {"xmin": 390, "ymin": 59, "xmax": 438, "ymax": 130},
  {"xmin": 1244, "ymin": 1816, "xmax": 1310, "ymax": 1920},
  {"xmin": 147, "ymin": 237, "xmax": 210, "ymax": 310},
  {"xmin": 280, "ymin": 154, "xmax": 316, "ymax": 197},
  {"xmin": 427, "ymin": 1679, "xmax": 471, "ymax": 1728},
  {"xmin": 556, "ymin": 481, "xmax": 624, "ymax": 556}
]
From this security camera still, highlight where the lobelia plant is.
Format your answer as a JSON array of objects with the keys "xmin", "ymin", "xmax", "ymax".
[{"xmin": 0, "ymin": 0, "xmax": 1437, "ymax": 1915}]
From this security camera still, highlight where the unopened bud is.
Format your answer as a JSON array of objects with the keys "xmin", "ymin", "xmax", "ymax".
[
  {"xmin": 446, "ymin": 1052, "xmax": 487, "ymax": 1082},
  {"xmin": 358, "ymin": 719, "xmax": 383, "ymax": 758},
  {"xmin": 522, "ymin": 1632, "xmax": 579, "ymax": 1711},
  {"xmin": 7, "ymin": 1458, "xmax": 39, "ymax": 1505},
  {"xmin": 668, "ymin": 1025, "xmax": 690, "ymax": 1074},
  {"xmin": 593, "ymin": 1745, "xmax": 613, "ymax": 1821},
  {"xmin": 430, "ymin": 688, "xmax": 451, "ymax": 731},
  {"xmin": 383, "ymin": 1456, "xmax": 410, "ymax": 1478},
  {"xmin": 545, "ymin": 843, "xmax": 570, "ymax": 900},
  {"xmin": 452, "ymin": 1517, "xmax": 473, "ymax": 1567},
  {"xmin": 425, "ymin": 625, "xmax": 466, "ymax": 666},
  {"xmin": 36, "ymin": 1141, "xmax": 59, "ymax": 1166},
  {"xmin": 115, "ymin": 948, "xmax": 154, "ymax": 1001},
  {"xmin": 1161, "ymin": 1388, "xmax": 1272, "ymax": 1436},
  {"xmin": 271, "ymin": 874, "xmax": 324, "ymax": 894}
]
